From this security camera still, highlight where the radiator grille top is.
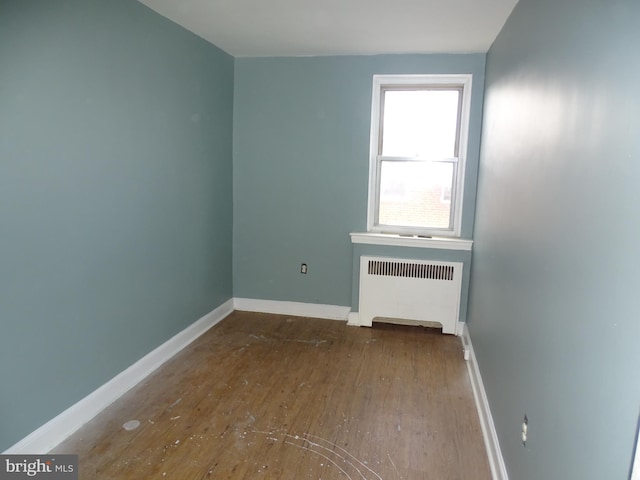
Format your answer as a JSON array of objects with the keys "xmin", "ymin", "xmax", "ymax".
[{"xmin": 367, "ymin": 260, "xmax": 454, "ymax": 281}]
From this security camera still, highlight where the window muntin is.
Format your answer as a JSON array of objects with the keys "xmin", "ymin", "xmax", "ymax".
[{"xmin": 367, "ymin": 75, "xmax": 472, "ymax": 237}]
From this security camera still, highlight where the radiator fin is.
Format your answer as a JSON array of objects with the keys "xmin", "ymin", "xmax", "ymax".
[{"xmin": 367, "ymin": 260, "xmax": 454, "ymax": 281}]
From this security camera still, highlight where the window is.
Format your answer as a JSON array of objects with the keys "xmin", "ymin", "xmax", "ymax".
[{"xmin": 367, "ymin": 75, "xmax": 472, "ymax": 237}]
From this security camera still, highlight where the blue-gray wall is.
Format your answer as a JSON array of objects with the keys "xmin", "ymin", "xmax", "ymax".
[
  {"xmin": 468, "ymin": 0, "xmax": 640, "ymax": 478},
  {"xmin": 0, "ymin": 0, "xmax": 234, "ymax": 451},
  {"xmin": 233, "ymin": 55, "xmax": 485, "ymax": 308}
]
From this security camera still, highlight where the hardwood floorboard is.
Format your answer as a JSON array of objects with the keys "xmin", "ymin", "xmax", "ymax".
[{"xmin": 52, "ymin": 311, "xmax": 491, "ymax": 479}]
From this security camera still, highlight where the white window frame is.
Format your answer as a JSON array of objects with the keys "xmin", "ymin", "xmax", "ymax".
[{"xmin": 366, "ymin": 74, "xmax": 472, "ymax": 238}]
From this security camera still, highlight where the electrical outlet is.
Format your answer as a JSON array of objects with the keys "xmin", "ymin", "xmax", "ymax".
[
  {"xmin": 300, "ymin": 263, "xmax": 307, "ymax": 274},
  {"xmin": 522, "ymin": 414, "xmax": 528, "ymax": 445}
]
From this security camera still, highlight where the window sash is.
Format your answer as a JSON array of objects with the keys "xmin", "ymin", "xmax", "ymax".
[
  {"xmin": 379, "ymin": 86, "xmax": 464, "ymax": 160},
  {"xmin": 374, "ymin": 158, "xmax": 459, "ymax": 232}
]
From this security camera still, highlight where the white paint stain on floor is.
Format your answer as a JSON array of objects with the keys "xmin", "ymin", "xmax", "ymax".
[
  {"xmin": 252, "ymin": 429, "xmax": 386, "ymax": 480},
  {"xmin": 122, "ymin": 420, "xmax": 141, "ymax": 431}
]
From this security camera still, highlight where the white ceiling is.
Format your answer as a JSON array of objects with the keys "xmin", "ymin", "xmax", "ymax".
[{"xmin": 137, "ymin": 0, "xmax": 519, "ymax": 57}]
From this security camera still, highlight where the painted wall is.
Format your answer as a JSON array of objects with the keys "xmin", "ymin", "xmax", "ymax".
[
  {"xmin": 468, "ymin": 0, "xmax": 640, "ymax": 478},
  {"xmin": 0, "ymin": 0, "xmax": 234, "ymax": 451},
  {"xmin": 233, "ymin": 55, "xmax": 485, "ymax": 307}
]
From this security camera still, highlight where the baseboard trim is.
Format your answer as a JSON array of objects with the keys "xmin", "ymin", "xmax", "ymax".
[
  {"xmin": 233, "ymin": 298, "xmax": 350, "ymax": 321},
  {"xmin": 4, "ymin": 299, "xmax": 235, "ymax": 454},
  {"xmin": 463, "ymin": 324, "xmax": 509, "ymax": 480},
  {"xmin": 347, "ymin": 312, "xmax": 360, "ymax": 326}
]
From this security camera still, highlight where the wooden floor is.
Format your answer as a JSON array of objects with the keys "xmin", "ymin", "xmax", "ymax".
[{"xmin": 52, "ymin": 311, "xmax": 491, "ymax": 479}]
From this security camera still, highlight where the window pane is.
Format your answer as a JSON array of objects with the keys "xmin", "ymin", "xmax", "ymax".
[
  {"xmin": 379, "ymin": 161, "xmax": 454, "ymax": 229},
  {"xmin": 381, "ymin": 89, "xmax": 460, "ymax": 159}
]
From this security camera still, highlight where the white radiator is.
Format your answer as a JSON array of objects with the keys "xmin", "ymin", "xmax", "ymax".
[{"xmin": 358, "ymin": 256, "xmax": 463, "ymax": 335}]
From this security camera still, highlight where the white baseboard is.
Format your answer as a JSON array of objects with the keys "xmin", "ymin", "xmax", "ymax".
[
  {"xmin": 463, "ymin": 324, "xmax": 509, "ymax": 480},
  {"xmin": 4, "ymin": 299, "xmax": 235, "ymax": 455},
  {"xmin": 347, "ymin": 312, "xmax": 360, "ymax": 326},
  {"xmin": 233, "ymin": 298, "xmax": 350, "ymax": 321}
]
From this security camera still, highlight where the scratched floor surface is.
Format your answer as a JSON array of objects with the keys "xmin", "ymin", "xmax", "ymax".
[{"xmin": 52, "ymin": 311, "xmax": 491, "ymax": 479}]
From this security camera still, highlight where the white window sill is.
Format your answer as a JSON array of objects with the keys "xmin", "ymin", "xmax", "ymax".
[{"xmin": 350, "ymin": 232, "xmax": 473, "ymax": 251}]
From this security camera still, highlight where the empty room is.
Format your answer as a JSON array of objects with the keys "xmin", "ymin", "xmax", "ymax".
[{"xmin": 1, "ymin": 0, "xmax": 639, "ymax": 479}]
